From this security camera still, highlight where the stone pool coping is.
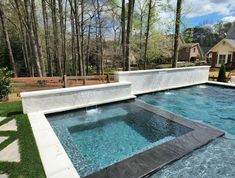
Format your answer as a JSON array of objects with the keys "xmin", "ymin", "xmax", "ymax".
[
  {"xmin": 28, "ymin": 112, "xmax": 80, "ymax": 178},
  {"xmin": 85, "ymin": 100, "xmax": 224, "ymax": 178}
]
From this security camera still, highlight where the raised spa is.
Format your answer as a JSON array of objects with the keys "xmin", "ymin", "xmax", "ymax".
[{"xmin": 46, "ymin": 101, "xmax": 192, "ymax": 177}]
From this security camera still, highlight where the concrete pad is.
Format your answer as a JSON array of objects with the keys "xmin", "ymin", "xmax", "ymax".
[
  {"xmin": 0, "ymin": 119, "xmax": 17, "ymax": 131},
  {"xmin": 0, "ymin": 174, "xmax": 8, "ymax": 178},
  {"xmin": 0, "ymin": 136, "xmax": 8, "ymax": 144},
  {"xmin": 0, "ymin": 117, "xmax": 6, "ymax": 123},
  {"xmin": 0, "ymin": 140, "xmax": 20, "ymax": 162}
]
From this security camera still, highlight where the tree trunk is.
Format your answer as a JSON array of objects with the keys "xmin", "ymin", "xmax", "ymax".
[
  {"xmin": 51, "ymin": 0, "xmax": 62, "ymax": 76},
  {"xmin": 58, "ymin": 0, "xmax": 67, "ymax": 75},
  {"xmin": 125, "ymin": 0, "xmax": 135, "ymax": 71},
  {"xmin": 42, "ymin": 0, "xmax": 52, "ymax": 76},
  {"xmin": 144, "ymin": 0, "xmax": 153, "ymax": 70},
  {"xmin": 139, "ymin": 10, "xmax": 143, "ymax": 67},
  {"xmin": 74, "ymin": 0, "xmax": 83, "ymax": 76},
  {"xmin": 121, "ymin": 0, "xmax": 126, "ymax": 70},
  {"xmin": 172, "ymin": 0, "xmax": 182, "ymax": 68},
  {"xmin": 81, "ymin": 0, "xmax": 85, "ymax": 76},
  {"xmin": 13, "ymin": 0, "xmax": 31, "ymax": 76},
  {"xmin": 31, "ymin": 0, "xmax": 45, "ymax": 76},
  {"xmin": 70, "ymin": 7, "xmax": 77, "ymax": 76},
  {"xmin": 96, "ymin": 0, "xmax": 103, "ymax": 75},
  {"xmin": 0, "ymin": 5, "xmax": 17, "ymax": 77},
  {"xmin": 86, "ymin": 17, "xmax": 92, "ymax": 75}
]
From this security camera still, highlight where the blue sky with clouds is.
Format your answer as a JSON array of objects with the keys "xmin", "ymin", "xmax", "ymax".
[
  {"xmin": 184, "ymin": 12, "xmax": 235, "ymax": 28},
  {"xmin": 183, "ymin": 0, "xmax": 235, "ymax": 27},
  {"xmin": 159, "ymin": 0, "xmax": 235, "ymax": 29}
]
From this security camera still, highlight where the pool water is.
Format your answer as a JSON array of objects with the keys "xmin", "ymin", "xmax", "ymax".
[
  {"xmin": 47, "ymin": 101, "xmax": 191, "ymax": 177},
  {"xmin": 139, "ymin": 84, "xmax": 235, "ymax": 136},
  {"xmin": 151, "ymin": 137, "xmax": 235, "ymax": 178},
  {"xmin": 138, "ymin": 84, "xmax": 235, "ymax": 178}
]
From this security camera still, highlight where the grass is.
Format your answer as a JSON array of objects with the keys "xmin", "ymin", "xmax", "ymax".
[{"xmin": 0, "ymin": 101, "xmax": 46, "ymax": 178}]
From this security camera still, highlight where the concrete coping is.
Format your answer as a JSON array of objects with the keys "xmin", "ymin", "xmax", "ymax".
[
  {"xmin": 114, "ymin": 66, "xmax": 210, "ymax": 75},
  {"xmin": 207, "ymin": 81, "xmax": 235, "ymax": 88},
  {"xmin": 20, "ymin": 82, "xmax": 132, "ymax": 98}
]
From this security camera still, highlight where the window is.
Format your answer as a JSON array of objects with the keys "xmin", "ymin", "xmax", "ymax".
[
  {"xmin": 219, "ymin": 55, "xmax": 226, "ymax": 64},
  {"xmin": 228, "ymin": 54, "xmax": 232, "ymax": 63},
  {"xmin": 193, "ymin": 47, "xmax": 196, "ymax": 53}
]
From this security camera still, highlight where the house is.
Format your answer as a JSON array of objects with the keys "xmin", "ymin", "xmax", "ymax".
[
  {"xmin": 178, "ymin": 43, "xmax": 203, "ymax": 62},
  {"xmin": 208, "ymin": 22, "xmax": 235, "ymax": 69},
  {"xmin": 161, "ymin": 35, "xmax": 203, "ymax": 62}
]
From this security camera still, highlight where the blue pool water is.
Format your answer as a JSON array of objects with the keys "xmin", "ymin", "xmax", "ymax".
[
  {"xmin": 139, "ymin": 84, "xmax": 235, "ymax": 136},
  {"xmin": 47, "ymin": 101, "xmax": 191, "ymax": 177},
  {"xmin": 138, "ymin": 84, "xmax": 235, "ymax": 178}
]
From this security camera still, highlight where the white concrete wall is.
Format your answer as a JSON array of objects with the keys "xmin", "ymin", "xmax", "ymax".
[
  {"xmin": 21, "ymin": 82, "xmax": 135, "ymax": 114},
  {"xmin": 114, "ymin": 66, "xmax": 210, "ymax": 95}
]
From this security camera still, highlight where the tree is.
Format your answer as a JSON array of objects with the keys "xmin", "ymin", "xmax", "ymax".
[
  {"xmin": 42, "ymin": 0, "xmax": 52, "ymax": 76},
  {"xmin": 0, "ymin": 3, "xmax": 17, "ymax": 77},
  {"xmin": 217, "ymin": 63, "xmax": 226, "ymax": 82},
  {"xmin": 143, "ymin": 0, "xmax": 153, "ymax": 69},
  {"xmin": 121, "ymin": 0, "xmax": 126, "ymax": 70},
  {"xmin": 51, "ymin": 0, "xmax": 62, "ymax": 76},
  {"xmin": 172, "ymin": 0, "xmax": 182, "ymax": 68},
  {"xmin": 125, "ymin": 0, "xmax": 135, "ymax": 71}
]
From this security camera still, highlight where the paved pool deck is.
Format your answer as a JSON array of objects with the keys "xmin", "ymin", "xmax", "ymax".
[{"xmin": 0, "ymin": 116, "xmax": 21, "ymax": 177}]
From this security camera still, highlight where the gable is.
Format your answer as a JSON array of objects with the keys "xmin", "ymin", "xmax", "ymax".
[
  {"xmin": 209, "ymin": 39, "xmax": 235, "ymax": 53},
  {"xmin": 191, "ymin": 44, "xmax": 201, "ymax": 54}
]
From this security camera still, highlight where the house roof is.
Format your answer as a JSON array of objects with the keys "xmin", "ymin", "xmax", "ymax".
[
  {"xmin": 201, "ymin": 47, "xmax": 211, "ymax": 54},
  {"xmin": 226, "ymin": 22, "xmax": 235, "ymax": 40},
  {"xmin": 180, "ymin": 43, "xmax": 198, "ymax": 48},
  {"xmin": 226, "ymin": 39, "xmax": 235, "ymax": 48},
  {"xmin": 207, "ymin": 39, "xmax": 235, "ymax": 54}
]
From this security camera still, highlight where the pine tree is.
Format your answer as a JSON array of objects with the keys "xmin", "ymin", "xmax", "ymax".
[{"xmin": 217, "ymin": 63, "xmax": 226, "ymax": 82}]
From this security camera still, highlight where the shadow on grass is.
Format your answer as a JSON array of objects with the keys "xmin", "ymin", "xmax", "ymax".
[{"xmin": 7, "ymin": 111, "xmax": 23, "ymax": 117}]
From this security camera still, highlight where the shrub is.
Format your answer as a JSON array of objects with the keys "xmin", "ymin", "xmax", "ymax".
[
  {"xmin": 0, "ymin": 68, "xmax": 14, "ymax": 101},
  {"xmin": 217, "ymin": 63, "xmax": 226, "ymax": 82}
]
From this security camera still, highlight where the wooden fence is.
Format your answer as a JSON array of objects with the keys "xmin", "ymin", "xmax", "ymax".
[{"xmin": 63, "ymin": 74, "xmax": 114, "ymax": 88}]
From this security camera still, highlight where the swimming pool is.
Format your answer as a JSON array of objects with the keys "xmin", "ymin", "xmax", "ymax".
[
  {"xmin": 139, "ymin": 84, "xmax": 235, "ymax": 136},
  {"xmin": 47, "ymin": 101, "xmax": 193, "ymax": 177},
  {"xmin": 138, "ymin": 84, "xmax": 235, "ymax": 177}
]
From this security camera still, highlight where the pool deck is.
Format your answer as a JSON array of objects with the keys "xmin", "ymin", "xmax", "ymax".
[{"xmin": 86, "ymin": 100, "xmax": 224, "ymax": 178}]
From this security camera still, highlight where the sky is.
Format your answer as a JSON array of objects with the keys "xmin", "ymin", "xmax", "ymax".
[{"xmin": 159, "ymin": 0, "xmax": 235, "ymax": 29}]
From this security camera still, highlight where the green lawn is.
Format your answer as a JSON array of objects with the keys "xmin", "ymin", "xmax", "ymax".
[{"xmin": 0, "ymin": 101, "xmax": 46, "ymax": 178}]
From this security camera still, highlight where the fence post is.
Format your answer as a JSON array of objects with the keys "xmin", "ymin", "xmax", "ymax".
[
  {"xmin": 107, "ymin": 74, "xmax": 110, "ymax": 83},
  {"xmin": 83, "ymin": 78, "xmax": 86, "ymax": 85},
  {"xmin": 63, "ymin": 75, "xmax": 67, "ymax": 88}
]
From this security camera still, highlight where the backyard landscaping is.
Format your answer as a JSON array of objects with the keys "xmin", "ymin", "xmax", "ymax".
[{"xmin": 0, "ymin": 101, "xmax": 45, "ymax": 178}]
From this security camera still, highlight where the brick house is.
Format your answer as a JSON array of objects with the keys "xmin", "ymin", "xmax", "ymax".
[
  {"xmin": 178, "ymin": 43, "xmax": 203, "ymax": 62},
  {"xmin": 162, "ymin": 35, "xmax": 203, "ymax": 62},
  {"xmin": 208, "ymin": 23, "xmax": 235, "ymax": 69}
]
